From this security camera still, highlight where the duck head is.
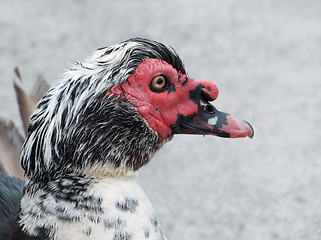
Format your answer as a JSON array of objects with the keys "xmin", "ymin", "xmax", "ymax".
[
  {"xmin": 21, "ymin": 38, "xmax": 253, "ymax": 181},
  {"xmin": 108, "ymin": 58, "xmax": 253, "ymax": 139}
]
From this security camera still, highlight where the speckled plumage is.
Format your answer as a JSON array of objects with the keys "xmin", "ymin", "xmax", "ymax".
[
  {"xmin": 1, "ymin": 38, "xmax": 253, "ymax": 240},
  {"xmin": 15, "ymin": 38, "xmax": 184, "ymax": 240},
  {"xmin": 18, "ymin": 174, "xmax": 165, "ymax": 240},
  {"xmin": 21, "ymin": 38, "xmax": 184, "ymax": 181}
]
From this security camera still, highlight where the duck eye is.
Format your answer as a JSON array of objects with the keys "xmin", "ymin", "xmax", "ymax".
[{"xmin": 150, "ymin": 75, "xmax": 168, "ymax": 92}]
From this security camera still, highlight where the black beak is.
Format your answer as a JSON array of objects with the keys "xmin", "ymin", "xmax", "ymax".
[{"xmin": 173, "ymin": 95, "xmax": 254, "ymax": 138}]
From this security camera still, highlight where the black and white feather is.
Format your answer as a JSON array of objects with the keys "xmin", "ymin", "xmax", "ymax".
[
  {"xmin": 21, "ymin": 38, "xmax": 185, "ymax": 181},
  {"xmin": 8, "ymin": 38, "xmax": 186, "ymax": 240}
]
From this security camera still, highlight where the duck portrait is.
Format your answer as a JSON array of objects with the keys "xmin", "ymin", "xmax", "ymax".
[{"xmin": 0, "ymin": 38, "xmax": 253, "ymax": 240}]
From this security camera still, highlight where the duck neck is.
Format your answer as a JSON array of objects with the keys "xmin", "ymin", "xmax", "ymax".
[{"xmin": 18, "ymin": 173, "xmax": 166, "ymax": 240}]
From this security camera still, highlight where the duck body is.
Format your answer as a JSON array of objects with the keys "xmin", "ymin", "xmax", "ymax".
[
  {"xmin": 16, "ymin": 174, "xmax": 164, "ymax": 240},
  {"xmin": 1, "ymin": 38, "xmax": 253, "ymax": 240}
]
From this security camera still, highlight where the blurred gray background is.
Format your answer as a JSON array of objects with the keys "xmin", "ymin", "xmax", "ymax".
[{"xmin": 1, "ymin": 0, "xmax": 321, "ymax": 239}]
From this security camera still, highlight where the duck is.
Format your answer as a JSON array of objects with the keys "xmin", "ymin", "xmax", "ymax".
[{"xmin": 0, "ymin": 38, "xmax": 254, "ymax": 240}]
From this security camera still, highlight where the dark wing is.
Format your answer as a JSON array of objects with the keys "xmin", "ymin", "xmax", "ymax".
[
  {"xmin": 0, "ymin": 176, "xmax": 24, "ymax": 240},
  {"xmin": 13, "ymin": 67, "xmax": 50, "ymax": 135},
  {"xmin": 0, "ymin": 119, "xmax": 24, "ymax": 179}
]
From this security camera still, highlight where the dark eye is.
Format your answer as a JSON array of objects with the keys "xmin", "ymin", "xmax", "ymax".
[{"xmin": 150, "ymin": 75, "xmax": 169, "ymax": 92}]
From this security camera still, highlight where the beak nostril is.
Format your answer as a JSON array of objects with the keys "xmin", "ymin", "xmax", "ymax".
[{"xmin": 204, "ymin": 104, "xmax": 215, "ymax": 114}]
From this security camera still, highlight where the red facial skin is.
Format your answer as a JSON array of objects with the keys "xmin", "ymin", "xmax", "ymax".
[{"xmin": 109, "ymin": 58, "xmax": 219, "ymax": 139}]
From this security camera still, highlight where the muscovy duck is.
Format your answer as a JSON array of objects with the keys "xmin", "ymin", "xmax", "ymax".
[{"xmin": 0, "ymin": 38, "xmax": 254, "ymax": 240}]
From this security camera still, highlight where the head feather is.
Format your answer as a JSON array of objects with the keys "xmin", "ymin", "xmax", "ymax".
[{"xmin": 21, "ymin": 38, "xmax": 184, "ymax": 180}]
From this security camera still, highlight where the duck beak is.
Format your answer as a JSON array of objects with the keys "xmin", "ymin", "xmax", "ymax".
[{"xmin": 173, "ymin": 99, "xmax": 254, "ymax": 138}]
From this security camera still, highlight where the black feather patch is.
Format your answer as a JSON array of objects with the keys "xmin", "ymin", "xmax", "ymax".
[{"xmin": 0, "ymin": 176, "xmax": 24, "ymax": 240}]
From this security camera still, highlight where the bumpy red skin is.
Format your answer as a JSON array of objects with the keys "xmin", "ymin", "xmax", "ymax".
[{"xmin": 109, "ymin": 58, "xmax": 219, "ymax": 139}]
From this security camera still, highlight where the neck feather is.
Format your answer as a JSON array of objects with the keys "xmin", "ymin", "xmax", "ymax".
[
  {"xmin": 21, "ymin": 94, "xmax": 164, "ymax": 181},
  {"xmin": 19, "ymin": 174, "xmax": 166, "ymax": 240}
]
